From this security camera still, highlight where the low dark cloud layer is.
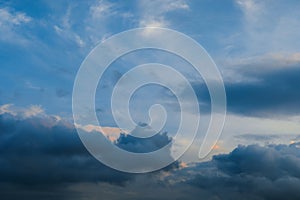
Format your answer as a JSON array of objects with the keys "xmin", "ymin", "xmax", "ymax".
[
  {"xmin": 226, "ymin": 66, "xmax": 300, "ymax": 116},
  {"xmin": 0, "ymin": 113, "xmax": 132, "ymax": 186},
  {"xmin": 195, "ymin": 64, "xmax": 300, "ymax": 117},
  {"xmin": 183, "ymin": 143, "xmax": 300, "ymax": 200},
  {"xmin": 0, "ymin": 111, "xmax": 180, "ymax": 199},
  {"xmin": 1, "ymin": 111, "xmax": 300, "ymax": 199},
  {"xmin": 72, "ymin": 142, "xmax": 300, "ymax": 200}
]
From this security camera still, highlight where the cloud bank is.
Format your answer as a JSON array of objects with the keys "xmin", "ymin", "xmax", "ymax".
[{"xmin": 0, "ymin": 107, "xmax": 300, "ymax": 199}]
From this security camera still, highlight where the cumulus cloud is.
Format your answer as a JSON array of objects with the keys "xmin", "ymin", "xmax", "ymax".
[
  {"xmin": 0, "ymin": 112, "xmax": 132, "ymax": 186},
  {"xmin": 58, "ymin": 143, "xmax": 300, "ymax": 200},
  {"xmin": 0, "ymin": 106, "xmax": 179, "ymax": 199},
  {"xmin": 140, "ymin": 143, "xmax": 300, "ymax": 200},
  {"xmin": 1, "ymin": 106, "xmax": 300, "ymax": 199}
]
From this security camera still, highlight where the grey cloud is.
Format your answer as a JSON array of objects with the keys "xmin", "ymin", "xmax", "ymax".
[
  {"xmin": 116, "ymin": 131, "xmax": 171, "ymax": 153},
  {"xmin": 194, "ymin": 64, "xmax": 300, "ymax": 117},
  {"xmin": 2, "ymin": 112, "xmax": 300, "ymax": 199},
  {"xmin": 183, "ymin": 143, "xmax": 300, "ymax": 200},
  {"xmin": 0, "ymin": 113, "xmax": 132, "ymax": 186},
  {"xmin": 0, "ymin": 111, "xmax": 179, "ymax": 200},
  {"xmin": 226, "ymin": 66, "xmax": 300, "ymax": 116},
  {"xmin": 65, "ymin": 143, "xmax": 300, "ymax": 200}
]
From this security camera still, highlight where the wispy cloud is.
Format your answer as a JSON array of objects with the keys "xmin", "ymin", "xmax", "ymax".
[
  {"xmin": 137, "ymin": 0, "xmax": 189, "ymax": 27},
  {"xmin": 0, "ymin": 7, "xmax": 32, "ymax": 44},
  {"xmin": 90, "ymin": 0, "xmax": 116, "ymax": 19},
  {"xmin": 234, "ymin": 0, "xmax": 300, "ymax": 55}
]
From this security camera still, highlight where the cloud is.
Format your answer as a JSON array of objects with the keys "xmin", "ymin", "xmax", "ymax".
[
  {"xmin": 90, "ymin": 0, "xmax": 116, "ymax": 19},
  {"xmin": 235, "ymin": 133, "xmax": 281, "ymax": 143},
  {"xmin": 75, "ymin": 123, "xmax": 123, "ymax": 141},
  {"xmin": 225, "ymin": 65, "xmax": 300, "ymax": 116},
  {"xmin": 137, "ymin": 0, "xmax": 189, "ymax": 27},
  {"xmin": 0, "ymin": 104, "xmax": 44, "ymax": 118},
  {"xmin": 194, "ymin": 57, "xmax": 300, "ymax": 117},
  {"xmin": 234, "ymin": 0, "xmax": 300, "ymax": 55},
  {"xmin": 116, "ymin": 130, "xmax": 170, "ymax": 153},
  {"xmin": 225, "ymin": 52, "xmax": 300, "ymax": 71},
  {"xmin": 212, "ymin": 144, "xmax": 300, "ymax": 179},
  {"xmin": 23, "ymin": 105, "xmax": 45, "ymax": 117},
  {"xmin": 53, "ymin": 6, "xmax": 85, "ymax": 48},
  {"xmin": 0, "ymin": 112, "xmax": 132, "ymax": 187},
  {"xmin": 57, "ymin": 143, "xmax": 300, "ymax": 200},
  {"xmin": 233, "ymin": 133, "xmax": 300, "ymax": 146},
  {"xmin": 0, "ymin": 104, "xmax": 14, "ymax": 115},
  {"xmin": 235, "ymin": 0, "xmax": 261, "ymax": 20},
  {"xmin": 0, "ymin": 7, "xmax": 32, "ymax": 44},
  {"xmin": 51, "ymin": 0, "xmax": 128, "ymax": 47},
  {"xmin": 0, "ymin": 7, "xmax": 31, "ymax": 26},
  {"xmin": 1, "ymin": 105, "xmax": 300, "ymax": 199},
  {"xmin": 0, "ymin": 106, "xmax": 178, "ymax": 188},
  {"xmin": 154, "ymin": 143, "xmax": 300, "ymax": 200}
]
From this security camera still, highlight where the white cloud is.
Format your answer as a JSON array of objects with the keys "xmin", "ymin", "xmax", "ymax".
[
  {"xmin": 54, "ymin": 23, "xmax": 85, "ymax": 47},
  {"xmin": 137, "ymin": 0, "xmax": 189, "ymax": 27},
  {"xmin": 49, "ymin": 0, "xmax": 189, "ymax": 48},
  {"xmin": 0, "ymin": 7, "xmax": 31, "ymax": 43},
  {"xmin": 0, "ymin": 104, "xmax": 44, "ymax": 118},
  {"xmin": 0, "ymin": 104, "xmax": 15, "ymax": 115},
  {"xmin": 75, "ymin": 123, "xmax": 124, "ymax": 142},
  {"xmin": 139, "ymin": 18, "xmax": 168, "ymax": 28},
  {"xmin": 23, "ymin": 105, "xmax": 44, "ymax": 118},
  {"xmin": 0, "ymin": 7, "xmax": 31, "ymax": 26},
  {"xmin": 90, "ymin": 0, "xmax": 116, "ymax": 19},
  {"xmin": 53, "ymin": 8, "xmax": 86, "ymax": 48},
  {"xmin": 139, "ymin": 0, "xmax": 189, "ymax": 15},
  {"xmin": 52, "ymin": 0, "xmax": 119, "ymax": 47},
  {"xmin": 236, "ymin": 0, "xmax": 260, "ymax": 17},
  {"xmin": 225, "ymin": 52, "xmax": 300, "ymax": 70}
]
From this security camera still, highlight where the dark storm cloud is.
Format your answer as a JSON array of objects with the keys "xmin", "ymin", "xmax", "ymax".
[
  {"xmin": 0, "ymin": 112, "xmax": 177, "ymax": 189},
  {"xmin": 116, "ymin": 130, "xmax": 180, "ymax": 171},
  {"xmin": 213, "ymin": 144, "xmax": 300, "ymax": 179},
  {"xmin": 226, "ymin": 66, "xmax": 300, "ymax": 116},
  {"xmin": 195, "ymin": 65, "xmax": 300, "ymax": 117},
  {"xmin": 0, "ymin": 113, "xmax": 132, "ymax": 186},
  {"xmin": 116, "ymin": 131, "xmax": 171, "ymax": 153},
  {"xmin": 0, "ymin": 110, "xmax": 181, "ymax": 200},
  {"xmin": 2, "ymin": 111, "xmax": 300, "ymax": 199},
  {"xmin": 183, "ymin": 143, "xmax": 300, "ymax": 200},
  {"xmin": 70, "ymin": 143, "xmax": 300, "ymax": 200}
]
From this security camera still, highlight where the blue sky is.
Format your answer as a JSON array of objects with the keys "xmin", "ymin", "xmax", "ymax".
[
  {"xmin": 1, "ymin": 0, "xmax": 300, "ymax": 151},
  {"xmin": 1, "ymin": 0, "xmax": 300, "ymax": 199}
]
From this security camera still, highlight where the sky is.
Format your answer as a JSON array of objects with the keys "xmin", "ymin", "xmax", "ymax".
[{"xmin": 1, "ymin": 0, "xmax": 300, "ymax": 199}]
